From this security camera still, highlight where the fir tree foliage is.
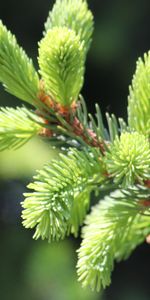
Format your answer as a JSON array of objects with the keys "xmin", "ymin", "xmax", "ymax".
[
  {"xmin": 22, "ymin": 148, "xmax": 106, "ymax": 241},
  {"xmin": 0, "ymin": 0, "xmax": 150, "ymax": 294},
  {"xmin": 105, "ymin": 132, "xmax": 150, "ymax": 187},
  {"xmin": 0, "ymin": 107, "xmax": 42, "ymax": 150},
  {"xmin": 38, "ymin": 27, "xmax": 85, "ymax": 106},
  {"xmin": 77, "ymin": 188, "xmax": 150, "ymax": 292},
  {"xmin": 44, "ymin": 0, "xmax": 94, "ymax": 56},
  {"xmin": 128, "ymin": 52, "xmax": 150, "ymax": 137},
  {"xmin": 0, "ymin": 21, "xmax": 39, "ymax": 104}
]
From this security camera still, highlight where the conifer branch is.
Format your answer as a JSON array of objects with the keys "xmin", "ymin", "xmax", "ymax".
[
  {"xmin": 0, "ymin": 107, "xmax": 43, "ymax": 150},
  {"xmin": 38, "ymin": 27, "xmax": 85, "ymax": 106},
  {"xmin": 22, "ymin": 148, "xmax": 107, "ymax": 241},
  {"xmin": 36, "ymin": 96, "xmax": 127, "ymax": 155},
  {"xmin": 44, "ymin": 0, "xmax": 94, "ymax": 56},
  {"xmin": 77, "ymin": 187, "xmax": 150, "ymax": 292},
  {"xmin": 128, "ymin": 51, "xmax": 150, "ymax": 137},
  {"xmin": 0, "ymin": 0, "xmax": 149, "ymax": 294},
  {"xmin": 0, "ymin": 21, "xmax": 40, "ymax": 105},
  {"xmin": 105, "ymin": 132, "xmax": 150, "ymax": 187}
]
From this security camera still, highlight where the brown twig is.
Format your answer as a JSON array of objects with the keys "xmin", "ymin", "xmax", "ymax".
[
  {"xmin": 144, "ymin": 180, "xmax": 150, "ymax": 188},
  {"xmin": 37, "ymin": 85, "xmax": 106, "ymax": 154},
  {"xmin": 70, "ymin": 117, "xmax": 106, "ymax": 154}
]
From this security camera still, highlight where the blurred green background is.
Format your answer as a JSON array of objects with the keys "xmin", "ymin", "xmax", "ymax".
[{"xmin": 0, "ymin": 0, "xmax": 150, "ymax": 299}]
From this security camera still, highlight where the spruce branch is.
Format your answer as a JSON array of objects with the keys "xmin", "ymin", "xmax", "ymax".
[
  {"xmin": 0, "ymin": 107, "xmax": 43, "ymax": 150},
  {"xmin": 36, "ymin": 96, "xmax": 127, "ymax": 155},
  {"xmin": 44, "ymin": 0, "xmax": 94, "ymax": 56},
  {"xmin": 22, "ymin": 148, "xmax": 107, "ymax": 241},
  {"xmin": 77, "ymin": 188, "xmax": 150, "ymax": 292},
  {"xmin": 105, "ymin": 132, "xmax": 150, "ymax": 187},
  {"xmin": 0, "ymin": 0, "xmax": 149, "ymax": 294},
  {"xmin": 128, "ymin": 51, "xmax": 150, "ymax": 137},
  {"xmin": 38, "ymin": 27, "xmax": 85, "ymax": 107},
  {"xmin": 0, "ymin": 21, "xmax": 40, "ymax": 105}
]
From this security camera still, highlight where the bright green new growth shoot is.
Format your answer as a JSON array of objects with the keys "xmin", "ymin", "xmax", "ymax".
[
  {"xmin": 128, "ymin": 52, "xmax": 150, "ymax": 137},
  {"xmin": 0, "ymin": 107, "xmax": 42, "ymax": 150},
  {"xmin": 44, "ymin": 0, "xmax": 94, "ymax": 56},
  {"xmin": 0, "ymin": 21, "xmax": 39, "ymax": 104},
  {"xmin": 0, "ymin": 0, "xmax": 150, "ymax": 294},
  {"xmin": 39, "ymin": 27, "xmax": 85, "ymax": 106},
  {"xmin": 105, "ymin": 132, "xmax": 150, "ymax": 187},
  {"xmin": 22, "ymin": 148, "xmax": 105, "ymax": 241},
  {"xmin": 77, "ymin": 188, "xmax": 150, "ymax": 291}
]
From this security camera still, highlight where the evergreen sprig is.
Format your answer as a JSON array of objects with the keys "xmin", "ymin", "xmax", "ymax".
[
  {"xmin": 22, "ymin": 148, "xmax": 106, "ymax": 241},
  {"xmin": 128, "ymin": 51, "xmax": 150, "ymax": 137},
  {"xmin": 0, "ymin": 107, "xmax": 43, "ymax": 150},
  {"xmin": 44, "ymin": 0, "xmax": 94, "ymax": 56},
  {"xmin": 38, "ymin": 27, "xmax": 85, "ymax": 106},
  {"xmin": 0, "ymin": 0, "xmax": 149, "ymax": 294},
  {"xmin": 0, "ymin": 21, "xmax": 39, "ymax": 105},
  {"xmin": 105, "ymin": 132, "xmax": 150, "ymax": 187},
  {"xmin": 77, "ymin": 188, "xmax": 150, "ymax": 291}
]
